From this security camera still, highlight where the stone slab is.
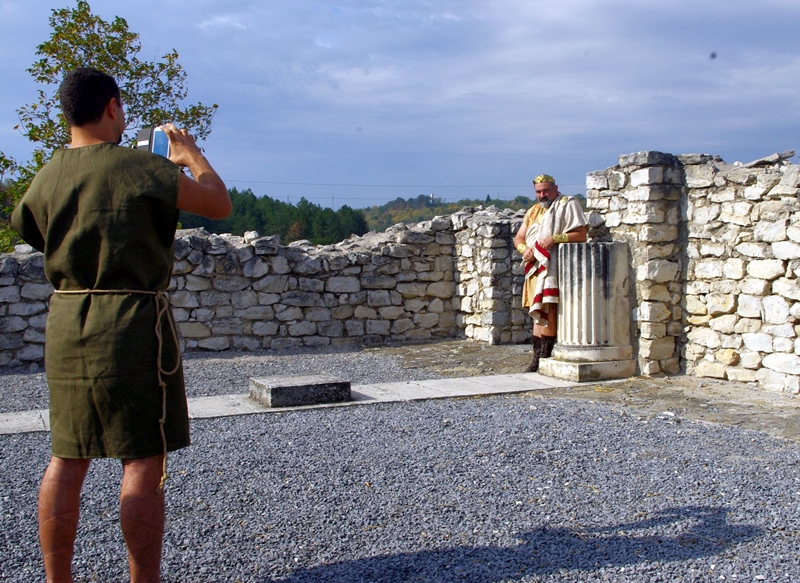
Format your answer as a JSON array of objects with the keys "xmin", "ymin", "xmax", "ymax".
[
  {"xmin": 249, "ymin": 375, "xmax": 351, "ymax": 407},
  {"xmin": 0, "ymin": 409, "xmax": 48, "ymax": 434},
  {"xmin": 538, "ymin": 358, "xmax": 637, "ymax": 382}
]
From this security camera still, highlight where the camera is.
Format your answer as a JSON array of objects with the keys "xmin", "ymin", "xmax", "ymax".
[{"xmin": 135, "ymin": 127, "xmax": 170, "ymax": 158}]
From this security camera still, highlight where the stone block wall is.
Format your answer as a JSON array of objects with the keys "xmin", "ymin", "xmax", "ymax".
[
  {"xmin": 587, "ymin": 150, "xmax": 800, "ymax": 393},
  {"xmin": 6, "ymin": 149, "xmax": 799, "ymax": 394},
  {"xmin": 0, "ymin": 206, "xmax": 530, "ymax": 368}
]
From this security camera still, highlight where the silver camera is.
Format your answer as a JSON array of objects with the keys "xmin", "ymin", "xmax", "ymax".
[{"xmin": 135, "ymin": 127, "xmax": 170, "ymax": 157}]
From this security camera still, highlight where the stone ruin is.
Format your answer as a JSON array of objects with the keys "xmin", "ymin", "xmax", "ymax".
[{"xmin": 1, "ymin": 149, "xmax": 799, "ymax": 394}]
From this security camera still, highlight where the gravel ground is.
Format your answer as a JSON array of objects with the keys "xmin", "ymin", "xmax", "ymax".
[
  {"xmin": 0, "ymin": 347, "xmax": 442, "ymax": 413},
  {"xmin": 2, "ymin": 350, "xmax": 800, "ymax": 582}
]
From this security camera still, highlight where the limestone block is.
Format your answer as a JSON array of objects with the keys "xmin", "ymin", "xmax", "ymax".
[
  {"xmin": 747, "ymin": 259, "xmax": 786, "ymax": 280},
  {"xmin": 252, "ymin": 321, "xmax": 279, "ymax": 336},
  {"xmin": 637, "ymin": 260, "xmax": 680, "ymax": 283},
  {"xmin": 773, "ymin": 278, "xmax": 800, "ymax": 301},
  {"xmin": 737, "ymin": 295, "xmax": 762, "ymax": 318},
  {"xmin": 723, "ymin": 258, "xmax": 745, "ymax": 280},
  {"xmin": 774, "ymin": 337, "xmax": 794, "ymax": 352},
  {"xmin": 700, "ymin": 242, "xmax": 726, "ymax": 257},
  {"xmin": 720, "ymin": 334, "xmax": 743, "ymax": 349},
  {"xmin": 772, "ymin": 241, "xmax": 800, "ymax": 260},
  {"xmin": 763, "ymin": 323, "xmax": 795, "ymax": 337},
  {"xmin": 638, "ymin": 301, "xmax": 671, "ymax": 322},
  {"xmin": 640, "ymin": 225, "xmax": 678, "ymax": 243},
  {"xmin": 20, "ymin": 283, "xmax": 53, "ymax": 301},
  {"xmin": 755, "ymin": 220, "xmax": 788, "ymax": 243},
  {"xmin": 639, "ymin": 337, "xmax": 675, "ymax": 360},
  {"xmin": 727, "ymin": 368, "xmax": 757, "ymax": 382},
  {"xmin": 709, "ymin": 314, "xmax": 738, "ymax": 334},
  {"xmin": 719, "ymin": 202, "xmax": 753, "ymax": 226},
  {"xmin": 705, "ymin": 293, "xmax": 735, "ymax": 315},
  {"xmin": 630, "ymin": 167, "xmax": 665, "ymax": 186},
  {"xmin": 709, "ymin": 279, "xmax": 738, "ymax": 294},
  {"xmin": 755, "ymin": 368, "xmax": 787, "ymax": 392},
  {"xmin": 740, "ymin": 351, "xmax": 762, "ymax": 369},
  {"xmin": 639, "ymin": 358, "xmax": 661, "ymax": 375},
  {"xmin": 427, "ymin": 281, "xmax": 455, "ymax": 299},
  {"xmin": 691, "ymin": 204, "xmax": 721, "ymax": 224},
  {"xmin": 762, "ymin": 353, "xmax": 800, "ymax": 374},
  {"xmin": 762, "ymin": 295, "xmax": 791, "ymax": 324},
  {"xmin": 744, "ymin": 186, "xmax": 766, "ymax": 200},
  {"xmin": 639, "ymin": 322, "xmax": 667, "ymax": 339},
  {"xmin": 715, "ymin": 348, "xmax": 740, "ymax": 366},
  {"xmin": 687, "ymin": 327, "xmax": 721, "ymax": 348},
  {"xmin": 686, "ymin": 281, "xmax": 710, "ymax": 294},
  {"xmin": 788, "ymin": 225, "xmax": 800, "ymax": 243},
  {"xmin": 735, "ymin": 242, "xmax": 770, "ymax": 258},
  {"xmin": 687, "ymin": 315, "xmax": 712, "ymax": 325},
  {"xmin": 742, "ymin": 333, "xmax": 774, "ymax": 353},
  {"xmin": 685, "ymin": 295, "xmax": 707, "ymax": 315},
  {"xmin": 169, "ymin": 291, "xmax": 200, "ymax": 309},
  {"xmin": 768, "ymin": 184, "xmax": 800, "ymax": 197},
  {"xmin": 739, "ymin": 278, "xmax": 770, "ymax": 295},
  {"xmin": 586, "ymin": 172, "xmax": 609, "ymax": 190},
  {"xmin": 178, "ymin": 322, "xmax": 212, "ymax": 338},
  {"xmin": 685, "ymin": 165, "xmax": 716, "ymax": 188},
  {"xmin": 253, "ymin": 275, "xmax": 289, "ymax": 294},
  {"xmin": 642, "ymin": 285, "xmax": 672, "ymax": 302},
  {"xmin": 694, "ymin": 360, "xmax": 726, "ymax": 379},
  {"xmin": 709, "ymin": 188, "xmax": 736, "ymax": 203},
  {"xmin": 366, "ymin": 319, "xmax": 391, "ymax": 335},
  {"xmin": 693, "ymin": 260, "xmax": 723, "ymax": 279},
  {"xmin": 0, "ymin": 287, "xmax": 21, "ymax": 304},
  {"xmin": 624, "ymin": 203, "xmax": 664, "ymax": 224}
]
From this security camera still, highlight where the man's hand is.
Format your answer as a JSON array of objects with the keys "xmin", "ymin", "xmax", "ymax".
[
  {"xmin": 162, "ymin": 123, "xmax": 203, "ymax": 169},
  {"xmin": 539, "ymin": 235, "xmax": 555, "ymax": 251}
]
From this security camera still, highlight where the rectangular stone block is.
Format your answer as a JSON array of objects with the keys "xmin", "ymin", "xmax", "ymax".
[
  {"xmin": 249, "ymin": 375, "xmax": 351, "ymax": 407},
  {"xmin": 538, "ymin": 358, "xmax": 636, "ymax": 382}
]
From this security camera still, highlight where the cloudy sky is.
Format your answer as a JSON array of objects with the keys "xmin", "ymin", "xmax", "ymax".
[{"xmin": 1, "ymin": 0, "xmax": 799, "ymax": 210}]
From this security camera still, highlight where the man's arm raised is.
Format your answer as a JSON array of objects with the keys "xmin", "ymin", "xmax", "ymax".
[{"xmin": 163, "ymin": 123, "xmax": 232, "ymax": 220}]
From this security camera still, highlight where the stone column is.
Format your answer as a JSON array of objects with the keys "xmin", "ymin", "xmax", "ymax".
[{"xmin": 539, "ymin": 242, "xmax": 636, "ymax": 381}]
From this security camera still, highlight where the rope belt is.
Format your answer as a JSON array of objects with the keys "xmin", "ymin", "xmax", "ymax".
[{"xmin": 53, "ymin": 288, "xmax": 180, "ymax": 493}]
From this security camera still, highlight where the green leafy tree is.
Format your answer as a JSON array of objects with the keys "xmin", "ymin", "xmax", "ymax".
[{"xmin": 0, "ymin": 0, "xmax": 218, "ymax": 251}]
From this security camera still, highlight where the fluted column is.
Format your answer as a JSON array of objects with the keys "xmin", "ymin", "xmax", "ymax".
[{"xmin": 539, "ymin": 242, "xmax": 636, "ymax": 381}]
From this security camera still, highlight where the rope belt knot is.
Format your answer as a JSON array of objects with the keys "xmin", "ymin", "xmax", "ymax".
[{"xmin": 54, "ymin": 288, "xmax": 180, "ymax": 492}]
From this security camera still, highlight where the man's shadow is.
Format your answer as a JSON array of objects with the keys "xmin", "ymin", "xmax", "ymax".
[{"xmin": 272, "ymin": 505, "xmax": 760, "ymax": 582}]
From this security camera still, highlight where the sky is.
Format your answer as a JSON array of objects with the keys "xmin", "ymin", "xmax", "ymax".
[{"xmin": 1, "ymin": 0, "xmax": 799, "ymax": 210}]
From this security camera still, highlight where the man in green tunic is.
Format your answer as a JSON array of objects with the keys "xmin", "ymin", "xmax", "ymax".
[{"xmin": 12, "ymin": 68, "xmax": 231, "ymax": 583}]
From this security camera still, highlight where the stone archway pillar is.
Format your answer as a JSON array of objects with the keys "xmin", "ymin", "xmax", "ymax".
[{"xmin": 539, "ymin": 242, "xmax": 637, "ymax": 381}]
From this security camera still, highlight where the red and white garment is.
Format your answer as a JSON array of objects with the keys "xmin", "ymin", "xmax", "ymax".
[{"xmin": 522, "ymin": 195, "xmax": 587, "ymax": 326}]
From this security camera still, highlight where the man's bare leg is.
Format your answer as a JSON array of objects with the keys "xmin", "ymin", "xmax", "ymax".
[
  {"xmin": 120, "ymin": 455, "xmax": 165, "ymax": 583},
  {"xmin": 38, "ymin": 456, "xmax": 92, "ymax": 583}
]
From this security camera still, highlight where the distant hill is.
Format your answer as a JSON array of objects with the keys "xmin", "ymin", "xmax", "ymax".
[
  {"xmin": 179, "ymin": 189, "xmax": 586, "ymax": 243},
  {"xmin": 362, "ymin": 193, "xmax": 586, "ymax": 232}
]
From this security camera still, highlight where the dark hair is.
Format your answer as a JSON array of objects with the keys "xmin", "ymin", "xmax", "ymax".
[{"xmin": 59, "ymin": 68, "xmax": 121, "ymax": 126}]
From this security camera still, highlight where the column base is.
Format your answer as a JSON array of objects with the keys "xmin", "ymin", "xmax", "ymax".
[{"xmin": 538, "ymin": 358, "xmax": 636, "ymax": 382}]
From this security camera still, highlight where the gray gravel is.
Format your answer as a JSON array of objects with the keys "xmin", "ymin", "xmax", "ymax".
[
  {"xmin": 2, "ymin": 351, "xmax": 800, "ymax": 582},
  {"xmin": 0, "ymin": 347, "xmax": 441, "ymax": 413}
]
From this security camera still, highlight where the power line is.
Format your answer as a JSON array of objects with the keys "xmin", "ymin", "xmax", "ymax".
[{"xmin": 225, "ymin": 179, "xmax": 586, "ymax": 188}]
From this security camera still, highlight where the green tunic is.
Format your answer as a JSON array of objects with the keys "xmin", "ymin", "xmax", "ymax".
[{"xmin": 11, "ymin": 143, "xmax": 190, "ymax": 459}]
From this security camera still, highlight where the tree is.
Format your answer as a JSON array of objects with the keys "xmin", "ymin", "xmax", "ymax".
[{"xmin": 0, "ymin": 1, "xmax": 218, "ymax": 251}]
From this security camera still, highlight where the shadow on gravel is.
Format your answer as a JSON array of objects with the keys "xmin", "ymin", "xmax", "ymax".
[{"xmin": 273, "ymin": 505, "xmax": 760, "ymax": 582}]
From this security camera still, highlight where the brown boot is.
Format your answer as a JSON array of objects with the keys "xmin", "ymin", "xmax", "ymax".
[{"xmin": 526, "ymin": 336, "xmax": 543, "ymax": 372}]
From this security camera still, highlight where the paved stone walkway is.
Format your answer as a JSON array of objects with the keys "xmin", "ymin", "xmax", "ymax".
[{"xmin": 0, "ymin": 372, "xmax": 575, "ymax": 435}]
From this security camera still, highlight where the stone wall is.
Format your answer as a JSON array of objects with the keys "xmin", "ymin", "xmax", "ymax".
[
  {"xmin": 4, "ymin": 149, "xmax": 799, "ymax": 394},
  {"xmin": 587, "ymin": 150, "xmax": 800, "ymax": 393},
  {"xmin": 0, "ymin": 207, "xmax": 530, "ymax": 368}
]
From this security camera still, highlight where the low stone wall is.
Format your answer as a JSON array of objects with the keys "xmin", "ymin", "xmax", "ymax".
[
  {"xmin": 587, "ymin": 150, "xmax": 800, "ymax": 393},
  {"xmin": 0, "ymin": 207, "xmax": 530, "ymax": 368},
  {"xmin": 5, "ymin": 150, "xmax": 799, "ymax": 394}
]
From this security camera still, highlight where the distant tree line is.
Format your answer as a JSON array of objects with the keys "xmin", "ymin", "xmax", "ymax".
[
  {"xmin": 179, "ymin": 188, "xmax": 370, "ymax": 245},
  {"xmin": 179, "ymin": 189, "xmax": 587, "ymax": 245}
]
